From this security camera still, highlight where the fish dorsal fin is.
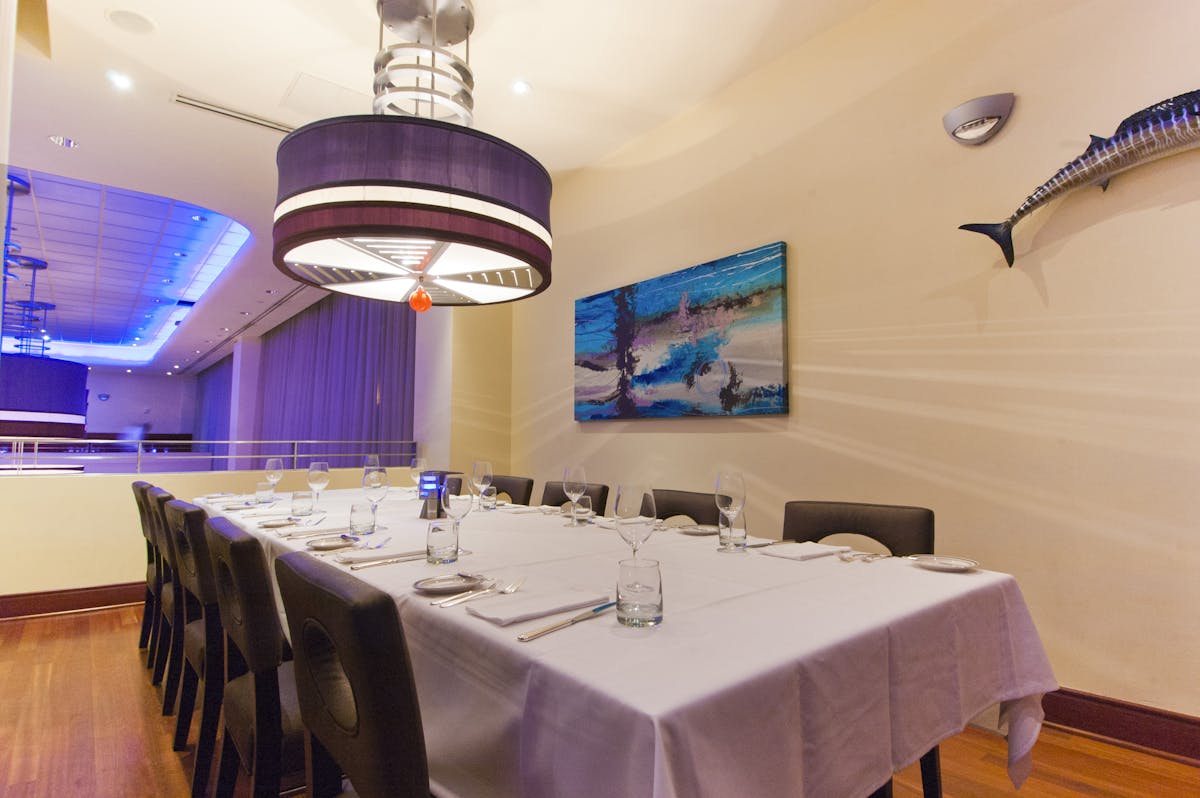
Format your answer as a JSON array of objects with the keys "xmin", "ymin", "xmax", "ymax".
[
  {"xmin": 1111, "ymin": 90, "xmax": 1200, "ymax": 137},
  {"xmin": 1086, "ymin": 134, "xmax": 1107, "ymax": 154}
]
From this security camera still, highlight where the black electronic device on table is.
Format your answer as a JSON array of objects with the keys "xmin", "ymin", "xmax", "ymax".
[{"xmin": 417, "ymin": 470, "xmax": 462, "ymax": 519}]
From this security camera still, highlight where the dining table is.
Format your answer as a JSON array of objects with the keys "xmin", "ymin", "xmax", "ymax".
[{"xmin": 200, "ymin": 487, "xmax": 1058, "ymax": 798}]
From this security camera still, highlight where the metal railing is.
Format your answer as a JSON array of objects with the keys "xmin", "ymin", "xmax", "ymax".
[{"xmin": 0, "ymin": 437, "xmax": 419, "ymax": 474}]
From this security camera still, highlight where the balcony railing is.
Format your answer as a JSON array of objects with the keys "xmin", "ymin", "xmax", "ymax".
[{"xmin": 0, "ymin": 437, "xmax": 418, "ymax": 474}]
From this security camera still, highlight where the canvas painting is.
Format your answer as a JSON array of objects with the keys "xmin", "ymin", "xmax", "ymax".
[{"xmin": 574, "ymin": 241, "xmax": 788, "ymax": 420}]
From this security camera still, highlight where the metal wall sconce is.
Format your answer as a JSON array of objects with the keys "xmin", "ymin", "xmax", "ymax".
[{"xmin": 943, "ymin": 93, "xmax": 1015, "ymax": 145}]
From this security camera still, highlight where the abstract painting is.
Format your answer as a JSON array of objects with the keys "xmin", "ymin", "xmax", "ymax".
[{"xmin": 574, "ymin": 241, "xmax": 788, "ymax": 420}]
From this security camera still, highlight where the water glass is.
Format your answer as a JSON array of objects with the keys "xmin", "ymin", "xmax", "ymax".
[
  {"xmin": 426, "ymin": 520, "xmax": 458, "ymax": 564},
  {"xmin": 480, "ymin": 485, "xmax": 498, "ymax": 511},
  {"xmin": 718, "ymin": 513, "xmax": 747, "ymax": 553},
  {"xmin": 255, "ymin": 482, "xmax": 274, "ymax": 504},
  {"xmin": 616, "ymin": 558, "xmax": 663, "ymax": 628},
  {"xmin": 573, "ymin": 495, "xmax": 592, "ymax": 524},
  {"xmin": 350, "ymin": 502, "xmax": 375, "ymax": 535},
  {"xmin": 291, "ymin": 490, "xmax": 314, "ymax": 517},
  {"xmin": 264, "ymin": 458, "xmax": 284, "ymax": 488}
]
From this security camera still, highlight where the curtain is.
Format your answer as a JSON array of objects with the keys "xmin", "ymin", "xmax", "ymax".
[
  {"xmin": 255, "ymin": 292, "xmax": 416, "ymax": 467},
  {"xmin": 194, "ymin": 354, "xmax": 232, "ymax": 470}
]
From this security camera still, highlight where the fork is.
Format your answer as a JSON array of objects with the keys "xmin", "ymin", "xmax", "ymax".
[{"xmin": 436, "ymin": 576, "xmax": 525, "ymax": 608}]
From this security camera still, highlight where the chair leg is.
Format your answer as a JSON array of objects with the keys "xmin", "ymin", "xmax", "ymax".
[
  {"xmin": 151, "ymin": 615, "xmax": 171, "ymax": 686},
  {"xmin": 306, "ymin": 731, "xmax": 342, "ymax": 798},
  {"xmin": 867, "ymin": 778, "xmax": 894, "ymax": 798},
  {"xmin": 173, "ymin": 661, "xmax": 199, "ymax": 750},
  {"xmin": 162, "ymin": 625, "xmax": 184, "ymax": 715},
  {"xmin": 919, "ymin": 746, "xmax": 942, "ymax": 798},
  {"xmin": 138, "ymin": 589, "xmax": 154, "ymax": 649},
  {"xmin": 213, "ymin": 732, "xmax": 241, "ymax": 798},
  {"xmin": 146, "ymin": 600, "xmax": 163, "ymax": 671},
  {"xmin": 191, "ymin": 679, "xmax": 223, "ymax": 798}
]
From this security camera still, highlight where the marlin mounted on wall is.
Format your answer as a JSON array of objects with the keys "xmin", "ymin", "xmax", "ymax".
[{"xmin": 961, "ymin": 90, "xmax": 1200, "ymax": 266}]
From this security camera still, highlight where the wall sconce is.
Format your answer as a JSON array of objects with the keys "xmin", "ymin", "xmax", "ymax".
[{"xmin": 943, "ymin": 93, "xmax": 1015, "ymax": 145}]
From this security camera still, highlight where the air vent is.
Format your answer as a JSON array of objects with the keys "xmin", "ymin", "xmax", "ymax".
[
  {"xmin": 172, "ymin": 94, "xmax": 294, "ymax": 134},
  {"xmin": 175, "ymin": 299, "xmax": 195, "ymax": 307}
]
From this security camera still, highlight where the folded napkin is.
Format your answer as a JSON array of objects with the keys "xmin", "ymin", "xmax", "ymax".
[
  {"xmin": 333, "ymin": 548, "xmax": 425, "ymax": 565},
  {"xmin": 760, "ymin": 541, "xmax": 851, "ymax": 561},
  {"xmin": 275, "ymin": 523, "xmax": 343, "ymax": 539},
  {"xmin": 501, "ymin": 505, "xmax": 547, "ymax": 514},
  {"xmin": 744, "ymin": 536, "xmax": 776, "ymax": 547},
  {"xmin": 591, "ymin": 517, "xmax": 617, "ymax": 529},
  {"xmin": 465, "ymin": 586, "xmax": 610, "ymax": 626}
]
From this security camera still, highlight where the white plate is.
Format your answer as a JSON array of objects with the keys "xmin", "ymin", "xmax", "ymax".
[
  {"xmin": 413, "ymin": 574, "xmax": 485, "ymax": 595},
  {"xmin": 908, "ymin": 554, "xmax": 978, "ymax": 572},
  {"xmin": 306, "ymin": 537, "xmax": 354, "ymax": 551},
  {"xmin": 260, "ymin": 519, "xmax": 295, "ymax": 529},
  {"xmin": 677, "ymin": 524, "xmax": 719, "ymax": 536}
]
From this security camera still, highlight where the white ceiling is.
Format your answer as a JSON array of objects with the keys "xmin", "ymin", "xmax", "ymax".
[{"xmin": 6, "ymin": 0, "xmax": 871, "ymax": 375}]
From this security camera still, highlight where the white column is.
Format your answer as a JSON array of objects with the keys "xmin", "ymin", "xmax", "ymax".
[
  {"xmin": 412, "ymin": 307, "xmax": 452, "ymax": 469},
  {"xmin": 228, "ymin": 335, "xmax": 262, "ymax": 469},
  {"xmin": 0, "ymin": 0, "xmax": 17, "ymax": 381}
]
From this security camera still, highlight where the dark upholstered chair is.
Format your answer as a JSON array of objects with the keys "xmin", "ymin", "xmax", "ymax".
[
  {"xmin": 146, "ymin": 486, "xmax": 177, "ymax": 692},
  {"xmin": 132, "ymin": 481, "xmax": 157, "ymax": 653},
  {"xmin": 444, "ymin": 476, "xmax": 463, "ymax": 496},
  {"xmin": 782, "ymin": 500, "xmax": 940, "ymax": 798},
  {"xmin": 206, "ymin": 516, "xmax": 305, "ymax": 798},
  {"xmin": 275, "ymin": 552, "xmax": 432, "ymax": 798},
  {"xmin": 165, "ymin": 500, "xmax": 224, "ymax": 797},
  {"xmin": 490, "ymin": 474, "xmax": 534, "ymax": 506},
  {"xmin": 652, "ymin": 489, "xmax": 721, "ymax": 526},
  {"xmin": 541, "ymin": 481, "xmax": 609, "ymax": 515}
]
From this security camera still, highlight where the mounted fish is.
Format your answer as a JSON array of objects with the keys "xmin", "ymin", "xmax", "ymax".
[{"xmin": 960, "ymin": 90, "xmax": 1200, "ymax": 266}]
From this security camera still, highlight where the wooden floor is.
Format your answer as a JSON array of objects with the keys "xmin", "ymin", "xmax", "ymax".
[{"xmin": 1, "ymin": 606, "xmax": 1197, "ymax": 798}]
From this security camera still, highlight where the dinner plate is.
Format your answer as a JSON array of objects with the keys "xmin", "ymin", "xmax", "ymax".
[
  {"xmin": 413, "ymin": 574, "xmax": 485, "ymax": 595},
  {"xmin": 306, "ymin": 537, "xmax": 354, "ymax": 551},
  {"xmin": 677, "ymin": 524, "xmax": 719, "ymax": 536},
  {"xmin": 908, "ymin": 554, "xmax": 978, "ymax": 572},
  {"xmin": 259, "ymin": 519, "xmax": 295, "ymax": 529}
]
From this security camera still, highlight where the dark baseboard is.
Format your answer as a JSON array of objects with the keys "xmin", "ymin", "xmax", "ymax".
[
  {"xmin": 1044, "ymin": 687, "xmax": 1200, "ymax": 764},
  {"xmin": 0, "ymin": 582, "xmax": 144, "ymax": 619}
]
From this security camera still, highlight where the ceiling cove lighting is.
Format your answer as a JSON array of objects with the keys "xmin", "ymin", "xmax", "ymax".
[{"xmin": 272, "ymin": 0, "xmax": 552, "ymax": 313}]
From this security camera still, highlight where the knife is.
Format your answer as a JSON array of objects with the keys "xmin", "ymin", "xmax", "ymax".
[
  {"xmin": 348, "ymin": 553, "xmax": 428, "ymax": 570},
  {"xmin": 517, "ymin": 601, "xmax": 617, "ymax": 642},
  {"xmin": 433, "ymin": 582, "xmax": 497, "ymax": 607}
]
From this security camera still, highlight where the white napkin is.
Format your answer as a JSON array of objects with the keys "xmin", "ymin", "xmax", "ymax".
[
  {"xmin": 333, "ymin": 548, "xmax": 425, "ymax": 564},
  {"xmin": 744, "ymin": 536, "xmax": 776, "ymax": 547},
  {"xmin": 465, "ymin": 586, "xmax": 610, "ymax": 626},
  {"xmin": 759, "ymin": 541, "xmax": 851, "ymax": 561},
  {"xmin": 591, "ymin": 517, "xmax": 617, "ymax": 529}
]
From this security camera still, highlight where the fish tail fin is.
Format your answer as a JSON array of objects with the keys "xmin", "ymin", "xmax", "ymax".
[{"xmin": 959, "ymin": 221, "xmax": 1015, "ymax": 267}]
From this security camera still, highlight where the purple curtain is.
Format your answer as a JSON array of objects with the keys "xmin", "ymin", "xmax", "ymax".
[
  {"xmin": 254, "ymin": 292, "xmax": 416, "ymax": 467},
  {"xmin": 194, "ymin": 355, "xmax": 232, "ymax": 470}
]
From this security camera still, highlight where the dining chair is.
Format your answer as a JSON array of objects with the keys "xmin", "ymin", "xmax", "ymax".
[
  {"xmin": 131, "ymin": 480, "xmax": 157, "ymax": 653},
  {"xmin": 145, "ymin": 486, "xmax": 177, "ymax": 690},
  {"xmin": 149, "ymin": 487, "xmax": 192, "ymax": 716},
  {"xmin": 444, "ymin": 476, "xmax": 463, "ymax": 496},
  {"xmin": 541, "ymin": 481, "xmax": 610, "ymax": 515},
  {"xmin": 274, "ymin": 551, "xmax": 432, "ymax": 798},
  {"xmin": 206, "ymin": 516, "xmax": 305, "ymax": 798},
  {"xmin": 489, "ymin": 474, "xmax": 534, "ymax": 505},
  {"xmin": 165, "ymin": 499, "xmax": 224, "ymax": 798},
  {"xmin": 781, "ymin": 500, "xmax": 940, "ymax": 798},
  {"xmin": 652, "ymin": 488, "xmax": 721, "ymax": 526}
]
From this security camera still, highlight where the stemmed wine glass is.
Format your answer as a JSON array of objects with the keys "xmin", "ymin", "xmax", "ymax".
[
  {"xmin": 715, "ymin": 471, "xmax": 746, "ymax": 552},
  {"xmin": 562, "ymin": 465, "xmax": 587, "ymax": 527},
  {"xmin": 264, "ymin": 458, "xmax": 284, "ymax": 492},
  {"xmin": 410, "ymin": 456, "xmax": 427, "ymax": 493},
  {"xmin": 363, "ymin": 464, "xmax": 389, "ymax": 533},
  {"xmin": 307, "ymin": 461, "xmax": 330, "ymax": 510},
  {"xmin": 614, "ymin": 482, "xmax": 656, "ymax": 559},
  {"xmin": 441, "ymin": 481, "xmax": 473, "ymax": 544},
  {"xmin": 471, "ymin": 460, "xmax": 494, "ymax": 507}
]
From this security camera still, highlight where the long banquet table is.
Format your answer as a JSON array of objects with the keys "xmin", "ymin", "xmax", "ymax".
[{"xmin": 202, "ymin": 488, "xmax": 1058, "ymax": 798}]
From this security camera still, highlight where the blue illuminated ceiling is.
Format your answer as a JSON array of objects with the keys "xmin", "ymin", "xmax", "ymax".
[{"xmin": 3, "ymin": 168, "xmax": 250, "ymax": 366}]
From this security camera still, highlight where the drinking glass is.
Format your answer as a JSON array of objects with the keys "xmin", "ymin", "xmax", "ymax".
[
  {"xmin": 307, "ymin": 461, "xmax": 331, "ymax": 509},
  {"xmin": 363, "ymin": 454, "xmax": 381, "ymax": 469},
  {"xmin": 291, "ymin": 490, "xmax": 314, "ymax": 517},
  {"xmin": 426, "ymin": 520, "xmax": 458, "ymax": 564},
  {"xmin": 718, "ymin": 513, "xmax": 747, "ymax": 553},
  {"xmin": 480, "ymin": 485, "xmax": 498, "ymax": 511},
  {"xmin": 470, "ymin": 460, "xmax": 494, "ymax": 505},
  {"xmin": 614, "ymin": 482, "xmax": 656, "ymax": 558},
  {"xmin": 441, "ymin": 483, "xmax": 473, "ymax": 542},
  {"xmin": 254, "ymin": 482, "xmax": 274, "ymax": 504},
  {"xmin": 362, "ymin": 466, "xmax": 389, "ymax": 532},
  {"xmin": 350, "ymin": 502, "xmax": 375, "ymax": 536},
  {"xmin": 562, "ymin": 465, "xmax": 587, "ymax": 527},
  {"xmin": 715, "ymin": 471, "xmax": 746, "ymax": 553},
  {"xmin": 573, "ymin": 495, "xmax": 592, "ymax": 525},
  {"xmin": 616, "ymin": 558, "xmax": 663, "ymax": 627},
  {"xmin": 264, "ymin": 458, "xmax": 284, "ymax": 490}
]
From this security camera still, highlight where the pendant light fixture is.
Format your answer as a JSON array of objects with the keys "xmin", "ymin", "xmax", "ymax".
[{"xmin": 272, "ymin": 0, "xmax": 552, "ymax": 312}]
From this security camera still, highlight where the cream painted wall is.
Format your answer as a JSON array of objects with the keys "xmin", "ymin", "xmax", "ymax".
[
  {"xmin": 510, "ymin": 0, "xmax": 1200, "ymax": 716},
  {"xmin": 449, "ymin": 303, "xmax": 513, "ymax": 476},
  {"xmin": 85, "ymin": 370, "xmax": 197, "ymax": 434}
]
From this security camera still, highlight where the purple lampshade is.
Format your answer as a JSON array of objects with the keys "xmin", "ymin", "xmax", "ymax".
[{"xmin": 272, "ymin": 115, "xmax": 552, "ymax": 307}]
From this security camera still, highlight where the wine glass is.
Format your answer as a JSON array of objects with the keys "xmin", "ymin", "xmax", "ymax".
[
  {"xmin": 363, "ymin": 466, "xmax": 389, "ymax": 533},
  {"xmin": 409, "ymin": 456, "xmax": 427, "ymax": 492},
  {"xmin": 470, "ymin": 460, "xmax": 494, "ymax": 506},
  {"xmin": 264, "ymin": 458, "xmax": 284, "ymax": 490},
  {"xmin": 363, "ymin": 453, "xmax": 381, "ymax": 469},
  {"xmin": 307, "ymin": 461, "xmax": 330, "ymax": 510},
  {"xmin": 614, "ymin": 482, "xmax": 656, "ymax": 559},
  {"xmin": 562, "ymin": 465, "xmax": 587, "ymax": 527},
  {"xmin": 715, "ymin": 471, "xmax": 747, "ymax": 552},
  {"xmin": 441, "ymin": 481, "xmax": 473, "ymax": 544}
]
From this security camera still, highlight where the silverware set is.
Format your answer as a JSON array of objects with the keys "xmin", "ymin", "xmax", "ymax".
[{"xmin": 432, "ymin": 577, "xmax": 526, "ymax": 607}]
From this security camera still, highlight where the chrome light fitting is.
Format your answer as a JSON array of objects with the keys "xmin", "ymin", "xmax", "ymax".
[
  {"xmin": 272, "ymin": 0, "xmax": 552, "ymax": 312},
  {"xmin": 943, "ymin": 93, "xmax": 1015, "ymax": 146}
]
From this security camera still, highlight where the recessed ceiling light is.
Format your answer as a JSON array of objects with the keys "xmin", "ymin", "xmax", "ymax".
[
  {"xmin": 239, "ymin": 311, "xmax": 250, "ymax": 316},
  {"xmin": 125, "ymin": 368, "xmax": 132, "ymax": 373},
  {"xmin": 221, "ymin": 327, "xmax": 230, "ymax": 332},
  {"xmin": 511, "ymin": 79, "xmax": 532, "ymax": 95},
  {"xmin": 173, "ymin": 364, "xmax": 180, "ymax": 369},
  {"xmin": 134, "ymin": 336, "xmax": 141, "ymax": 341},
  {"xmin": 166, "ymin": 372, "xmax": 173, "ymax": 376},
  {"xmin": 173, "ymin": 251, "xmax": 186, "ymax": 258},
  {"xmin": 265, "ymin": 288, "xmax": 278, "ymax": 294},
  {"xmin": 47, "ymin": 135, "xmax": 79, "ymax": 149},
  {"xmin": 191, "ymin": 214, "xmax": 207, "ymax": 222},
  {"xmin": 106, "ymin": 9, "xmax": 156, "ymax": 35},
  {"xmin": 106, "ymin": 70, "xmax": 134, "ymax": 91},
  {"xmin": 194, "ymin": 349, "xmax": 201, "ymax": 354},
  {"xmin": 162, "ymin": 278, "xmax": 173, "ymax": 284}
]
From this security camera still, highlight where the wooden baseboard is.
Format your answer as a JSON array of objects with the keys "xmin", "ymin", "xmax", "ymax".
[
  {"xmin": 0, "ymin": 582, "xmax": 144, "ymax": 619},
  {"xmin": 1044, "ymin": 687, "xmax": 1200, "ymax": 764}
]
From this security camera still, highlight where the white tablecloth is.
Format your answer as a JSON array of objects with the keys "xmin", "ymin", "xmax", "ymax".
[{"xmin": 203, "ymin": 489, "xmax": 1058, "ymax": 798}]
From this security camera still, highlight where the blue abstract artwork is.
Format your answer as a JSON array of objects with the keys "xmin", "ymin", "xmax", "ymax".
[{"xmin": 574, "ymin": 242, "xmax": 788, "ymax": 420}]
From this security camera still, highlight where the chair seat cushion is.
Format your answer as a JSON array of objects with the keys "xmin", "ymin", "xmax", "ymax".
[{"xmin": 222, "ymin": 661, "xmax": 305, "ymax": 776}]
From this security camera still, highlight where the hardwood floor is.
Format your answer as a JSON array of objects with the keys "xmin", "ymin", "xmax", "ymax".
[{"xmin": 1, "ymin": 606, "xmax": 1197, "ymax": 798}]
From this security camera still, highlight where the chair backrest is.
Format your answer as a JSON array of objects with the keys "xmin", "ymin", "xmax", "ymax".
[
  {"xmin": 132, "ymin": 480, "xmax": 153, "ymax": 542},
  {"xmin": 275, "ymin": 552, "xmax": 429, "ymax": 798},
  {"xmin": 146, "ymin": 486, "xmax": 177, "ymax": 571},
  {"xmin": 781, "ymin": 501, "xmax": 934, "ymax": 557},
  {"xmin": 490, "ymin": 474, "xmax": 534, "ymax": 506},
  {"xmin": 444, "ymin": 476, "xmax": 463, "ymax": 496},
  {"xmin": 165, "ymin": 500, "xmax": 218, "ymax": 605},
  {"xmin": 205, "ymin": 516, "xmax": 285, "ymax": 675},
  {"xmin": 541, "ymin": 481, "xmax": 610, "ymax": 515},
  {"xmin": 653, "ymin": 489, "xmax": 721, "ymax": 526}
]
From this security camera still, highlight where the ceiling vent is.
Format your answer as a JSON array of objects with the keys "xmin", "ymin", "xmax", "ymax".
[{"xmin": 172, "ymin": 94, "xmax": 294, "ymax": 134}]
